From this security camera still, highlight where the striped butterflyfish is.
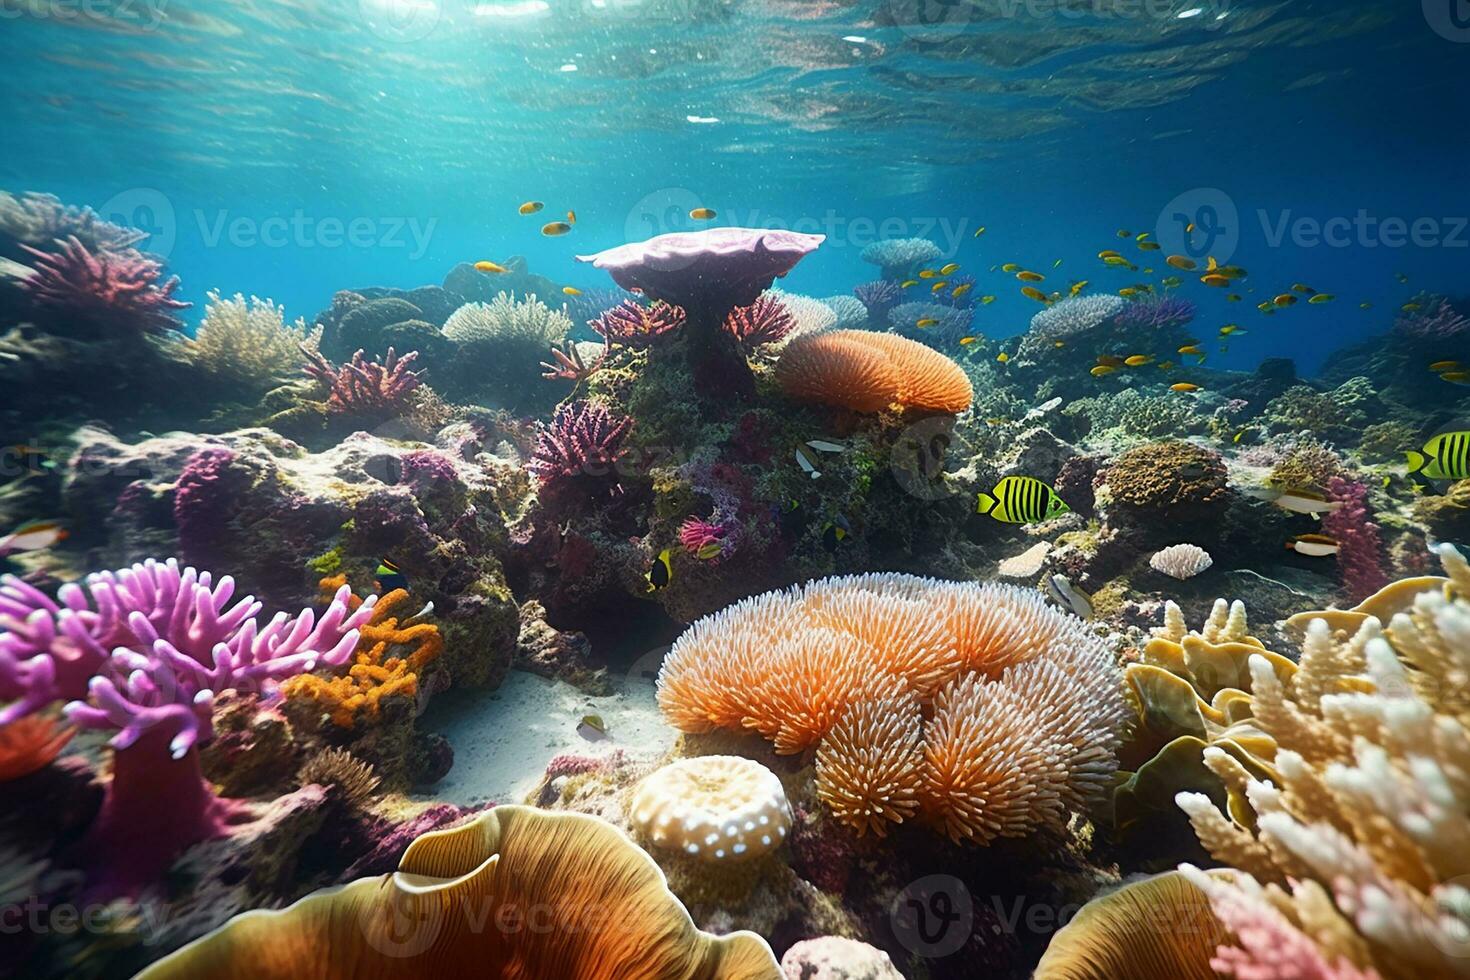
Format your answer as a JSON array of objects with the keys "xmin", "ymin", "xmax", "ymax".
[{"xmin": 975, "ymin": 476, "xmax": 1070, "ymax": 525}]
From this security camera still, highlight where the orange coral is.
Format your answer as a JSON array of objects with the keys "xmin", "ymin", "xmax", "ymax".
[
  {"xmin": 775, "ymin": 329, "xmax": 973, "ymax": 414},
  {"xmin": 282, "ymin": 576, "xmax": 442, "ymax": 728},
  {"xmin": 0, "ymin": 714, "xmax": 75, "ymax": 782},
  {"xmin": 657, "ymin": 574, "xmax": 1127, "ymax": 844}
]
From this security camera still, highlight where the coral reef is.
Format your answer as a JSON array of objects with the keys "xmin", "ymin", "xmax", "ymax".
[
  {"xmin": 887, "ymin": 301, "xmax": 972, "ymax": 347},
  {"xmin": 301, "ymin": 345, "xmax": 424, "ymax": 421},
  {"xmin": 657, "ymin": 575, "xmax": 1127, "ymax": 844},
  {"xmin": 17, "ymin": 235, "xmax": 189, "ymax": 337},
  {"xmin": 1322, "ymin": 475, "xmax": 1387, "ymax": 601},
  {"xmin": 589, "ymin": 298, "xmax": 685, "ymax": 348},
  {"xmin": 725, "ymin": 293, "xmax": 796, "ymax": 350},
  {"xmin": 441, "ymin": 291, "xmax": 573, "ymax": 411},
  {"xmin": 1020, "ymin": 295, "xmax": 1125, "ymax": 356},
  {"xmin": 853, "ymin": 279, "xmax": 900, "ymax": 321},
  {"xmin": 1393, "ymin": 292, "xmax": 1469, "ymax": 341},
  {"xmin": 819, "ymin": 294, "xmax": 868, "ymax": 331},
  {"xmin": 1113, "ymin": 294, "xmax": 1197, "ymax": 331}
]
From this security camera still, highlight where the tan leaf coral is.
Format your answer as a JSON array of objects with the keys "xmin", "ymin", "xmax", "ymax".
[
  {"xmin": 134, "ymin": 805, "xmax": 782, "ymax": 979},
  {"xmin": 775, "ymin": 329, "xmax": 973, "ymax": 414},
  {"xmin": 657, "ymin": 575, "xmax": 1126, "ymax": 844}
]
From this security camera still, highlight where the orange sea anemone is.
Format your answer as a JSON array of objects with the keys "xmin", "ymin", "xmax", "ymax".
[{"xmin": 775, "ymin": 329, "xmax": 973, "ymax": 414}]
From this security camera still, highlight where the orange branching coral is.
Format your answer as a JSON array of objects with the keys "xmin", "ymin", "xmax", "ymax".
[
  {"xmin": 658, "ymin": 574, "xmax": 1127, "ymax": 844},
  {"xmin": 775, "ymin": 329, "xmax": 973, "ymax": 414},
  {"xmin": 282, "ymin": 576, "xmax": 442, "ymax": 728},
  {"xmin": 0, "ymin": 714, "xmax": 75, "ymax": 782}
]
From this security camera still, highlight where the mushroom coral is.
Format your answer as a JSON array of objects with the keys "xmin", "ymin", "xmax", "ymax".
[
  {"xmin": 774, "ymin": 329, "xmax": 973, "ymax": 415},
  {"xmin": 134, "ymin": 804, "xmax": 782, "ymax": 979},
  {"xmin": 657, "ymin": 575, "xmax": 1126, "ymax": 844},
  {"xmin": 578, "ymin": 227, "xmax": 823, "ymax": 401}
]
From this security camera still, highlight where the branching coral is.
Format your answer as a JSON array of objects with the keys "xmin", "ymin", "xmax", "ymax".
[
  {"xmin": 17, "ymin": 235, "xmax": 189, "ymax": 335},
  {"xmin": 302, "ymin": 345, "xmax": 423, "ymax": 419},
  {"xmin": 188, "ymin": 291, "xmax": 322, "ymax": 392},
  {"xmin": 723, "ymin": 293, "xmax": 794, "ymax": 350},
  {"xmin": 630, "ymin": 755, "xmax": 793, "ymax": 862},
  {"xmin": 1323, "ymin": 476, "xmax": 1388, "ymax": 601},
  {"xmin": 775, "ymin": 329, "xmax": 973, "ymax": 415},
  {"xmin": 853, "ymin": 279, "xmax": 901, "ymax": 319},
  {"xmin": 1114, "ymin": 294, "xmax": 1197, "ymax": 331},
  {"xmin": 588, "ymin": 299, "xmax": 685, "ymax": 348},
  {"xmin": 281, "ymin": 577, "xmax": 441, "ymax": 729},
  {"xmin": 1263, "ymin": 378, "xmax": 1377, "ymax": 439},
  {"xmin": 134, "ymin": 805, "xmax": 782, "ymax": 979},
  {"xmin": 657, "ymin": 575, "xmax": 1127, "ymax": 844},
  {"xmin": 766, "ymin": 289, "xmax": 837, "ymax": 340},
  {"xmin": 821, "ymin": 294, "xmax": 869, "ymax": 330},
  {"xmin": 0, "ymin": 559, "xmax": 377, "ymax": 897},
  {"xmin": 1394, "ymin": 293, "xmax": 1470, "ymax": 341},
  {"xmin": 0, "ymin": 190, "xmax": 146, "ymax": 256},
  {"xmin": 527, "ymin": 400, "xmax": 634, "ymax": 492},
  {"xmin": 887, "ymin": 301, "xmax": 973, "ymax": 347}
]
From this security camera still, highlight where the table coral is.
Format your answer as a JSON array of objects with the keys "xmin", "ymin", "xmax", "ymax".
[
  {"xmin": 281, "ymin": 576, "xmax": 442, "ymax": 729},
  {"xmin": 630, "ymin": 755, "xmax": 793, "ymax": 863},
  {"xmin": 657, "ymin": 574, "xmax": 1126, "ymax": 844},
  {"xmin": 858, "ymin": 237, "xmax": 941, "ymax": 280}
]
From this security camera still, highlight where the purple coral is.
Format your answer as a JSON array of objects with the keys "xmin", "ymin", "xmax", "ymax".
[
  {"xmin": 853, "ymin": 279, "xmax": 901, "ymax": 320},
  {"xmin": 174, "ymin": 447, "xmax": 246, "ymax": 569},
  {"xmin": 1114, "ymin": 294, "xmax": 1197, "ymax": 331},
  {"xmin": 588, "ymin": 300, "xmax": 685, "ymax": 348},
  {"xmin": 18, "ymin": 235, "xmax": 189, "ymax": 335},
  {"xmin": 302, "ymin": 345, "xmax": 423, "ymax": 418},
  {"xmin": 723, "ymin": 294, "xmax": 794, "ymax": 349},
  {"xmin": 528, "ymin": 400, "xmax": 633, "ymax": 488},
  {"xmin": 1394, "ymin": 294, "xmax": 1470, "ymax": 341},
  {"xmin": 1321, "ymin": 476, "xmax": 1388, "ymax": 602},
  {"xmin": 0, "ymin": 559, "xmax": 376, "ymax": 897}
]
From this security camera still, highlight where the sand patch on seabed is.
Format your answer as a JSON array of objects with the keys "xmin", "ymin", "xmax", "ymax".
[{"xmin": 418, "ymin": 665, "xmax": 673, "ymax": 808}]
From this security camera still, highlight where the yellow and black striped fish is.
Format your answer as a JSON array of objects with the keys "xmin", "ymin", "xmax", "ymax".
[
  {"xmin": 1407, "ymin": 431, "xmax": 1470, "ymax": 481},
  {"xmin": 975, "ymin": 476, "xmax": 1070, "ymax": 524}
]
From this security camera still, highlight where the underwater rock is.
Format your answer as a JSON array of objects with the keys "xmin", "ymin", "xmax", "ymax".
[
  {"xmin": 318, "ymin": 295, "xmax": 422, "ymax": 360},
  {"xmin": 197, "ymin": 693, "xmax": 298, "ymax": 799},
  {"xmin": 62, "ymin": 427, "xmax": 520, "ymax": 691},
  {"xmin": 780, "ymin": 937, "xmax": 902, "ymax": 980},
  {"xmin": 442, "ymin": 257, "xmax": 560, "ymax": 308},
  {"xmin": 1000, "ymin": 426, "xmax": 1075, "ymax": 483},
  {"xmin": 514, "ymin": 599, "xmax": 608, "ymax": 693}
]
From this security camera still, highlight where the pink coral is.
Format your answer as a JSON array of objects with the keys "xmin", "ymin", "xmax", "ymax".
[
  {"xmin": 18, "ymin": 235, "xmax": 189, "ymax": 335},
  {"xmin": 1, "ymin": 559, "xmax": 376, "ymax": 897},
  {"xmin": 1393, "ymin": 294, "xmax": 1469, "ymax": 341},
  {"xmin": 723, "ymin": 294, "xmax": 795, "ymax": 349},
  {"xmin": 302, "ymin": 345, "xmax": 423, "ymax": 418},
  {"xmin": 1322, "ymin": 476, "xmax": 1388, "ymax": 602},
  {"xmin": 589, "ymin": 300, "xmax": 686, "ymax": 348},
  {"xmin": 678, "ymin": 517, "xmax": 730, "ymax": 558},
  {"xmin": 527, "ymin": 400, "xmax": 633, "ymax": 489}
]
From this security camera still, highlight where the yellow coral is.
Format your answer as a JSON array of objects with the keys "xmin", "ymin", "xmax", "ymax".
[{"xmin": 282, "ymin": 576, "xmax": 442, "ymax": 728}]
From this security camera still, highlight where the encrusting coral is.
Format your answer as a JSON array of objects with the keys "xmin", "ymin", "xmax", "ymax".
[
  {"xmin": 630, "ymin": 755, "xmax": 793, "ymax": 863},
  {"xmin": 657, "ymin": 574, "xmax": 1127, "ymax": 844},
  {"xmin": 282, "ymin": 576, "xmax": 442, "ymax": 729},
  {"xmin": 133, "ymin": 805, "xmax": 782, "ymax": 979},
  {"xmin": 775, "ymin": 329, "xmax": 973, "ymax": 415},
  {"xmin": 187, "ymin": 290, "xmax": 322, "ymax": 393}
]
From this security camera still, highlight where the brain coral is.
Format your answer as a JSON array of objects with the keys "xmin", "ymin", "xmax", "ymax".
[
  {"xmin": 630, "ymin": 755, "xmax": 793, "ymax": 862},
  {"xmin": 136, "ymin": 805, "xmax": 782, "ymax": 979},
  {"xmin": 775, "ymin": 329, "xmax": 973, "ymax": 414},
  {"xmin": 656, "ymin": 574, "xmax": 1127, "ymax": 844},
  {"xmin": 1100, "ymin": 441, "xmax": 1229, "ymax": 521}
]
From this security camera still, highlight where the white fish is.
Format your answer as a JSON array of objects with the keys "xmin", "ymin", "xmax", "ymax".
[
  {"xmin": 0, "ymin": 520, "xmax": 68, "ymax": 556},
  {"xmin": 1286, "ymin": 536, "xmax": 1340, "ymax": 558},
  {"xmin": 806, "ymin": 439, "xmax": 847, "ymax": 454},
  {"xmin": 1024, "ymin": 396, "xmax": 1064, "ymax": 421},
  {"xmin": 401, "ymin": 601, "xmax": 435, "ymax": 625},
  {"xmin": 795, "ymin": 449, "xmax": 820, "ymax": 480},
  {"xmin": 1045, "ymin": 574, "xmax": 1093, "ymax": 620},
  {"xmin": 1271, "ymin": 491, "xmax": 1342, "ymax": 516}
]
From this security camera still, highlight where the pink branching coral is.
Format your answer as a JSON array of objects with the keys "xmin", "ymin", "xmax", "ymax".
[
  {"xmin": 1393, "ymin": 294, "xmax": 1469, "ymax": 341},
  {"xmin": 302, "ymin": 345, "xmax": 423, "ymax": 418},
  {"xmin": 723, "ymin": 294, "xmax": 795, "ymax": 349},
  {"xmin": 527, "ymin": 400, "xmax": 634, "ymax": 489},
  {"xmin": 1, "ymin": 559, "xmax": 376, "ymax": 897},
  {"xmin": 18, "ymin": 235, "xmax": 189, "ymax": 335},
  {"xmin": 1322, "ymin": 476, "xmax": 1387, "ymax": 601},
  {"xmin": 588, "ymin": 300, "xmax": 686, "ymax": 348}
]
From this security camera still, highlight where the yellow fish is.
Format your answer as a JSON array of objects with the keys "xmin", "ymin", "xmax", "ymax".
[
  {"xmin": 915, "ymin": 318, "xmax": 939, "ymax": 328},
  {"xmin": 1069, "ymin": 281, "xmax": 1088, "ymax": 297},
  {"xmin": 1360, "ymin": 302, "xmax": 1373, "ymax": 309},
  {"xmin": 1119, "ymin": 287, "xmax": 1139, "ymax": 298},
  {"xmin": 1090, "ymin": 365, "xmax": 1116, "ymax": 377},
  {"xmin": 1429, "ymin": 360, "xmax": 1460, "ymax": 373},
  {"xmin": 1002, "ymin": 263, "xmax": 1022, "ymax": 273},
  {"xmin": 1186, "ymin": 222, "xmax": 1196, "ymax": 233},
  {"xmin": 1443, "ymin": 372, "xmax": 1470, "ymax": 385},
  {"xmin": 1257, "ymin": 301, "xmax": 1274, "ymax": 313},
  {"xmin": 1206, "ymin": 257, "xmax": 1220, "ymax": 272},
  {"xmin": 996, "ymin": 352, "xmax": 1010, "ymax": 363},
  {"xmin": 959, "ymin": 336, "xmax": 979, "ymax": 346},
  {"xmin": 1403, "ymin": 302, "xmax": 1422, "ymax": 312},
  {"xmin": 1097, "ymin": 250, "xmax": 1123, "ymax": 260},
  {"xmin": 474, "ymin": 260, "xmax": 508, "ymax": 274},
  {"xmin": 980, "ymin": 295, "xmax": 996, "ymax": 305},
  {"xmin": 939, "ymin": 263, "xmax": 961, "ymax": 276},
  {"xmin": 689, "ymin": 208, "xmax": 717, "ymax": 220},
  {"xmin": 952, "ymin": 283, "xmax": 973, "ymax": 299},
  {"xmin": 1308, "ymin": 294, "xmax": 1334, "ymax": 304},
  {"xmin": 518, "ymin": 201, "xmax": 544, "ymax": 215},
  {"xmin": 1021, "ymin": 286, "xmax": 1050, "ymax": 303},
  {"xmin": 1408, "ymin": 433, "xmax": 1470, "ymax": 480},
  {"xmin": 1178, "ymin": 344, "xmax": 1202, "ymax": 356},
  {"xmin": 919, "ymin": 269, "xmax": 937, "ymax": 279},
  {"xmin": 562, "ymin": 286, "xmax": 582, "ymax": 296},
  {"xmin": 1137, "ymin": 232, "xmax": 1151, "ymax": 242},
  {"xmin": 976, "ymin": 476, "xmax": 1070, "ymax": 524},
  {"xmin": 930, "ymin": 281, "xmax": 950, "ymax": 293},
  {"xmin": 1017, "ymin": 271, "xmax": 1044, "ymax": 282},
  {"xmin": 1157, "ymin": 360, "xmax": 1174, "ymax": 370},
  {"xmin": 1166, "ymin": 255, "xmax": 1197, "ymax": 271},
  {"xmin": 1124, "ymin": 355, "xmax": 1152, "ymax": 367},
  {"xmin": 1201, "ymin": 274, "xmax": 1230, "ymax": 288},
  {"xmin": 1171, "ymin": 383, "xmax": 1200, "ymax": 393},
  {"xmin": 542, "ymin": 221, "xmax": 573, "ymax": 236},
  {"xmin": 1292, "ymin": 283, "xmax": 1316, "ymax": 295},
  {"xmin": 1096, "ymin": 355, "xmax": 1125, "ymax": 368},
  {"xmin": 1219, "ymin": 324, "xmax": 1244, "ymax": 336},
  {"xmin": 974, "ymin": 226, "xmax": 986, "ymax": 237},
  {"xmin": 566, "ymin": 210, "xmax": 577, "ymax": 225},
  {"xmin": 1053, "ymin": 259, "xmax": 1063, "ymax": 268},
  {"xmin": 900, "ymin": 279, "xmax": 919, "ymax": 289},
  {"xmin": 1103, "ymin": 257, "xmax": 1136, "ymax": 269},
  {"xmin": 1052, "ymin": 340, "xmax": 1067, "ymax": 349},
  {"xmin": 645, "ymin": 549, "xmax": 673, "ymax": 592},
  {"xmin": 1274, "ymin": 294, "xmax": 1298, "ymax": 307},
  {"xmin": 1117, "ymin": 230, "xmax": 1132, "ymax": 238},
  {"xmin": 1137, "ymin": 241, "xmax": 1161, "ymax": 251}
]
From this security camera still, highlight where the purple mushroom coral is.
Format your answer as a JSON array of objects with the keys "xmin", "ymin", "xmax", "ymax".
[
  {"xmin": 577, "ymin": 227, "xmax": 824, "ymax": 399},
  {"xmin": 1, "ymin": 559, "xmax": 375, "ymax": 899}
]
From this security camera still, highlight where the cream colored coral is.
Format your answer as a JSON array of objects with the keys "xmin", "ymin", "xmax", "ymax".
[
  {"xmin": 631, "ymin": 756, "xmax": 793, "ymax": 863},
  {"xmin": 998, "ymin": 541, "xmax": 1050, "ymax": 579},
  {"xmin": 187, "ymin": 291, "xmax": 321, "ymax": 391},
  {"xmin": 1148, "ymin": 544, "xmax": 1213, "ymax": 581}
]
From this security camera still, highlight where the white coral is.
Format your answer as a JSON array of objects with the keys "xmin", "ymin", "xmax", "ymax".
[
  {"xmin": 630, "ymin": 755, "xmax": 792, "ymax": 863},
  {"xmin": 1149, "ymin": 544, "xmax": 1214, "ymax": 581}
]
